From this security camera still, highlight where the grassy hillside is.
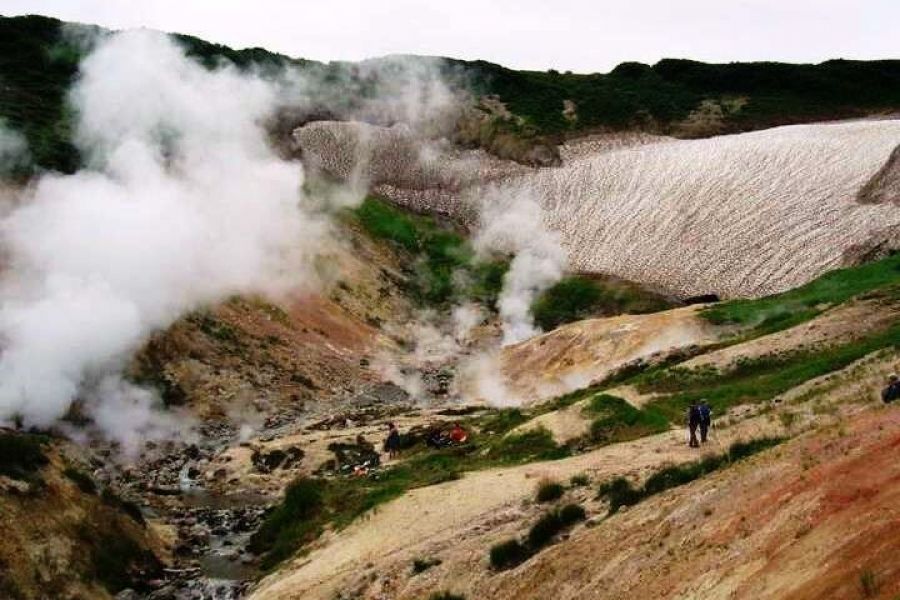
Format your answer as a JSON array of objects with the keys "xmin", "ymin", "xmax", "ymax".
[{"xmin": 2, "ymin": 13, "xmax": 899, "ymax": 174}]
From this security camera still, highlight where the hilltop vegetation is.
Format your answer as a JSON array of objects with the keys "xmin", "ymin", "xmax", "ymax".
[{"xmin": 3, "ymin": 14, "xmax": 900, "ymax": 174}]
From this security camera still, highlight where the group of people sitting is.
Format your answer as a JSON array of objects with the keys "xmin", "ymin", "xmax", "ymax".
[{"xmin": 382, "ymin": 421, "xmax": 469, "ymax": 459}]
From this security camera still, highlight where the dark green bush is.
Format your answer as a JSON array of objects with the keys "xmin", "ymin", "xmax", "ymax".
[
  {"xmin": 249, "ymin": 477, "xmax": 326, "ymax": 565},
  {"xmin": 559, "ymin": 503, "xmax": 587, "ymax": 525},
  {"xmin": 535, "ymin": 480, "xmax": 565, "ymax": 503},
  {"xmin": 532, "ymin": 276, "xmax": 602, "ymax": 330},
  {"xmin": 597, "ymin": 477, "xmax": 643, "ymax": 514},
  {"xmin": 489, "ymin": 538, "xmax": 529, "ymax": 570},
  {"xmin": 527, "ymin": 511, "xmax": 565, "ymax": 548},
  {"xmin": 0, "ymin": 433, "xmax": 48, "ymax": 480},
  {"xmin": 412, "ymin": 557, "xmax": 442, "ymax": 574}
]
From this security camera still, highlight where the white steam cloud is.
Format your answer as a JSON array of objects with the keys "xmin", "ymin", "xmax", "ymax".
[
  {"xmin": 0, "ymin": 31, "xmax": 325, "ymax": 449},
  {"xmin": 474, "ymin": 188, "xmax": 567, "ymax": 345},
  {"xmin": 0, "ymin": 120, "xmax": 29, "ymax": 174}
]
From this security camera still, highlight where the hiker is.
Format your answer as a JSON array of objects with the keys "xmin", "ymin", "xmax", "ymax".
[
  {"xmin": 383, "ymin": 422, "xmax": 401, "ymax": 459},
  {"xmin": 686, "ymin": 402, "xmax": 701, "ymax": 448},
  {"xmin": 448, "ymin": 423, "xmax": 468, "ymax": 444},
  {"xmin": 883, "ymin": 374, "xmax": 900, "ymax": 404},
  {"xmin": 698, "ymin": 400, "xmax": 712, "ymax": 443}
]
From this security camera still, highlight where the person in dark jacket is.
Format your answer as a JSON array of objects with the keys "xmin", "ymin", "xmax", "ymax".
[
  {"xmin": 698, "ymin": 400, "xmax": 712, "ymax": 443},
  {"xmin": 882, "ymin": 375, "xmax": 900, "ymax": 404},
  {"xmin": 383, "ymin": 422, "xmax": 401, "ymax": 459},
  {"xmin": 686, "ymin": 402, "xmax": 701, "ymax": 448}
]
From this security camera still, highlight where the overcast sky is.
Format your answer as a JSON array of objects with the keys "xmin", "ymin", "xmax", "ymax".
[{"xmin": 4, "ymin": 0, "xmax": 898, "ymax": 72}]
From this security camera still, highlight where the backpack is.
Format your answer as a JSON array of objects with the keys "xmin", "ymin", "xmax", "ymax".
[
  {"xmin": 699, "ymin": 404, "xmax": 711, "ymax": 422},
  {"xmin": 688, "ymin": 405, "xmax": 701, "ymax": 423}
]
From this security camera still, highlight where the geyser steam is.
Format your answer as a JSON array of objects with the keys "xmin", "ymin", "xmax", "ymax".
[
  {"xmin": 0, "ymin": 31, "xmax": 323, "ymax": 450},
  {"xmin": 475, "ymin": 188, "xmax": 567, "ymax": 345}
]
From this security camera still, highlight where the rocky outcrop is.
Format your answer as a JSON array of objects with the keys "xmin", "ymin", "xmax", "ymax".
[{"xmin": 857, "ymin": 143, "xmax": 900, "ymax": 204}]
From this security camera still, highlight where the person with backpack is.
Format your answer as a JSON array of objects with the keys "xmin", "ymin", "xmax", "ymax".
[
  {"xmin": 383, "ymin": 422, "xmax": 401, "ymax": 459},
  {"xmin": 698, "ymin": 400, "xmax": 712, "ymax": 443},
  {"xmin": 686, "ymin": 402, "xmax": 701, "ymax": 448},
  {"xmin": 882, "ymin": 375, "xmax": 900, "ymax": 404}
]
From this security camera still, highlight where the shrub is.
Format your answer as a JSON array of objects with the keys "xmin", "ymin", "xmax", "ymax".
[
  {"xmin": 488, "ymin": 428, "xmax": 569, "ymax": 464},
  {"xmin": 63, "ymin": 467, "xmax": 97, "ymax": 495},
  {"xmin": 0, "ymin": 433, "xmax": 48, "ymax": 480},
  {"xmin": 532, "ymin": 275, "xmax": 673, "ymax": 332},
  {"xmin": 559, "ymin": 503, "xmax": 587, "ymax": 525},
  {"xmin": 569, "ymin": 473, "xmax": 590, "ymax": 487},
  {"xmin": 489, "ymin": 538, "xmax": 529, "ymax": 570},
  {"xmin": 532, "ymin": 276, "xmax": 602, "ymax": 330},
  {"xmin": 527, "ymin": 511, "xmax": 565, "ymax": 548},
  {"xmin": 412, "ymin": 557, "xmax": 442, "ymax": 574},
  {"xmin": 249, "ymin": 477, "xmax": 326, "ymax": 564},
  {"xmin": 597, "ymin": 477, "xmax": 642, "ymax": 514},
  {"xmin": 535, "ymin": 479, "xmax": 564, "ymax": 503}
]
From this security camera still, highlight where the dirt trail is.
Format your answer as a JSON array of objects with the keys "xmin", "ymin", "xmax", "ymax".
[
  {"xmin": 249, "ymin": 406, "xmax": 785, "ymax": 600},
  {"xmin": 500, "ymin": 305, "xmax": 717, "ymax": 405}
]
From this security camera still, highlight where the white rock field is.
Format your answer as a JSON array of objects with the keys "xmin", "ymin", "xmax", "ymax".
[
  {"xmin": 296, "ymin": 119, "xmax": 900, "ymax": 298},
  {"xmin": 506, "ymin": 120, "xmax": 900, "ymax": 298}
]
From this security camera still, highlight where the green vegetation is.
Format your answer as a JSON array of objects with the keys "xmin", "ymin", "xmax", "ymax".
[
  {"xmin": 489, "ymin": 538, "xmax": 530, "ymax": 570},
  {"xmin": 251, "ymin": 420, "xmax": 569, "ymax": 568},
  {"xmin": 248, "ymin": 478, "xmax": 326, "ymax": 567},
  {"xmin": 532, "ymin": 275, "xmax": 673, "ymax": 332},
  {"xmin": 353, "ymin": 196, "xmax": 508, "ymax": 306},
  {"xmin": 535, "ymin": 479, "xmax": 564, "ymax": 503},
  {"xmin": 638, "ymin": 320, "xmax": 900, "ymax": 421},
  {"xmin": 702, "ymin": 254, "xmax": 900, "ymax": 335},
  {"xmin": 490, "ymin": 503, "xmax": 587, "ymax": 570},
  {"xmin": 584, "ymin": 394, "xmax": 670, "ymax": 444},
  {"xmin": 0, "ymin": 433, "xmax": 48, "ymax": 480},
  {"xmin": 63, "ymin": 467, "xmax": 97, "ymax": 495},
  {"xmin": 598, "ymin": 437, "xmax": 782, "ymax": 514},
  {"xmin": 462, "ymin": 57, "xmax": 900, "ymax": 138},
  {"xmin": 412, "ymin": 557, "xmax": 442, "ymax": 574},
  {"xmin": 859, "ymin": 568, "xmax": 880, "ymax": 598},
  {"xmin": 4, "ymin": 14, "xmax": 900, "ymax": 172}
]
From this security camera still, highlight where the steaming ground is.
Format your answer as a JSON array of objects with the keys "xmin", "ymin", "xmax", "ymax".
[
  {"xmin": 296, "ymin": 119, "xmax": 900, "ymax": 298},
  {"xmin": 0, "ymin": 31, "xmax": 328, "ymax": 448}
]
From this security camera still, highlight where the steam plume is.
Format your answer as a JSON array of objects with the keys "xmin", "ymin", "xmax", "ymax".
[
  {"xmin": 474, "ymin": 188, "xmax": 567, "ymax": 345},
  {"xmin": 0, "ymin": 31, "xmax": 324, "ymax": 448}
]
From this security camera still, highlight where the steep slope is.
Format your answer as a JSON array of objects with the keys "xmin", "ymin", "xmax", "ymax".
[
  {"xmin": 469, "ymin": 406, "xmax": 900, "ymax": 600},
  {"xmin": 0, "ymin": 432, "xmax": 164, "ymax": 599},
  {"xmin": 247, "ymin": 345, "xmax": 898, "ymax": 600},
  {"xmin": 498, "ymin": 305, "xmax": 717, "ymax": 405}
]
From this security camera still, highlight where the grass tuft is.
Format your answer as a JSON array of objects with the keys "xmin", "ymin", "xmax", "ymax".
[{"xmin": 535, "ymin": 479, "xmax": 564, "ymax": 503}]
